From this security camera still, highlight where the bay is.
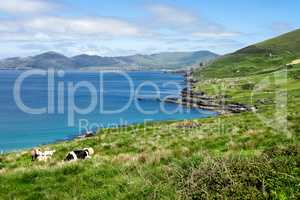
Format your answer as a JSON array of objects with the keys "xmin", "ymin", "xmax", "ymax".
[{"xmin": 0, "ymin": 70, "xmax": 216, "ymax": 152}]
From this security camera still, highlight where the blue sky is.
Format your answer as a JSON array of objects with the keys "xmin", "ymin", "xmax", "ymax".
[{"xmin": 0, "ymin": 0, "xmax": 299, "ymax": 58}]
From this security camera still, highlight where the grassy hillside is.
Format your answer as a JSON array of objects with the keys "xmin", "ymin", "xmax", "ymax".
[
  {"xmin": 195, "ymin": 29, "xmax": 300, "ymax": 79},
  {"xmin": 1, "ymin": 64, "xmax": 300, "ymax": 199},
  {"xmin": 1, "ymin": 30, "xmax": 300, "ymax": 199}
]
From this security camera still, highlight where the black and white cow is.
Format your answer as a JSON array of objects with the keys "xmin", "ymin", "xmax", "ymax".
[{"xmin": 64, "ymin": 148, "xmax": 94, "ymax": 161}]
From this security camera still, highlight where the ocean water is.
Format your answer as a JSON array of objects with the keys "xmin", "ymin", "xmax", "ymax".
[{"xmin": 0, "ymin": 70, "xmax": 216, "ymax": 152}]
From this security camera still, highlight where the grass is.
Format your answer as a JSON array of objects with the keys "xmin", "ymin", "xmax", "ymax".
[
  {"xmin": 1, "ymin": 63, "xmax": 299, "ymax": 199},
  {"xmin": 195, "ymin": 29, "xmax": 300, "ymax": 79},
  {"xmin": 1, "ymin": 30, "xmax": 300, "ymax": 199}
]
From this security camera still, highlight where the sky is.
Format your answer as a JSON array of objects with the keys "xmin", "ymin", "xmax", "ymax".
[{"xmin": 0, "ymin": 0, "xmax": 299, "ymax": 58}]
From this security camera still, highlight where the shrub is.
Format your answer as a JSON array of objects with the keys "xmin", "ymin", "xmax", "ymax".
[
  {"xmin": 241, "ymin": 83, "xmax": 255, "ymax": 90},
  {"xmin": 176, "ymin": 146, "xmax": 300, "ymax": 199}
]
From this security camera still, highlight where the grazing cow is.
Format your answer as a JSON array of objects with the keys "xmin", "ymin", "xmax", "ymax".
[
  {"xmin": 31, "ymin": 149, "xmax": 55, "ymax": 161},
  {"xmin": 64, "ymin": 148, "xmax": 94, "ymax": 161}
]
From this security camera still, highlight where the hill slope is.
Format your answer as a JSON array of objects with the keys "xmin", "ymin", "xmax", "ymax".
[
  {"xmin": 0, "ymin": 50, "xmax": 218, "ymax": 70},
  {"xmin": 196, "ymin": 29, "xmax": 300, "ymax": 78}
]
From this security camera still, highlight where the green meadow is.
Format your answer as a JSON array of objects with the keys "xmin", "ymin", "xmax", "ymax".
[{"xmin": 1, "ymin": 30, "xmax": 300, "ymax": 199}]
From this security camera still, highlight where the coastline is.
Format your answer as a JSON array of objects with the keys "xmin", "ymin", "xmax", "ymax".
[{"xmin": 163, "ymin": 69, "xmax": 256, "ymax": 114}]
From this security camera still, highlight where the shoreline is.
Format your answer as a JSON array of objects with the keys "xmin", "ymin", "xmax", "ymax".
[
  {"xmin": 1, "ymin": 114, "xmax": 217, "ymax": 154},
  {"xmin": 162, "ymin": 69, "xmax": 256, "ymax": 114}
]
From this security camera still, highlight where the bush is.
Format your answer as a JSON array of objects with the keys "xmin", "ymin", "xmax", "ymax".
[
  {"xmin": 241, "ymin": 83, "xmax": 255, "ymax": 90},
  {"xmin": 176, "ymin": 146, "xmax": 300, "ymax": 199}
]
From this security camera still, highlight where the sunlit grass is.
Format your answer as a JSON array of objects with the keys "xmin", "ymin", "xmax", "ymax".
[{"xmin": 0, "ymin": 65, "xmax": 300, "ymax": 199}]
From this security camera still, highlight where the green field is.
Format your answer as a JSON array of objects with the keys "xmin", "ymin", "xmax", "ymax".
[{"xmin": 0, "ymin": 30, "xmax": 300, "ymax": 199}]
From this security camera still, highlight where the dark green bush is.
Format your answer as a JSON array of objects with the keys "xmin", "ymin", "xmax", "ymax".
[
  {"xmin": 176, "ymin": 146, "xmax": 300, "ymax": 199},
  {"xmin": 241, "ymin": 83, "xmax": 255, "ymax": 90}
]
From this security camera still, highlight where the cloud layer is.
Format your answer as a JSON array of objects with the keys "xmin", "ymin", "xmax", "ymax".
[
  {"xmin": 0, "ymin": 1, "xmax": 244, "ymax": 58},
  {"xmin": 0, "ymin": 0, "xmax": 56, "ymax": 14},
  {"xmin": 147, "ymin": 4, "xmax": 238, "ymax": 38},
  {"xmin": 148, "ymin": 4, "xmax": 198, "ymax": 25}
]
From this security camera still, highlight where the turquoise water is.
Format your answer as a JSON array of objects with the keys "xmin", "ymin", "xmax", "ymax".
[{"xmin": 0, "ymin": 70, "xmax": 216, "ymax": 152}]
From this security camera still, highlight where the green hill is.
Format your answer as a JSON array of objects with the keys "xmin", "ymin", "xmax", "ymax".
[{"xmin": 196, "ymin": 28, "xmax": 300, "ymax": 78}]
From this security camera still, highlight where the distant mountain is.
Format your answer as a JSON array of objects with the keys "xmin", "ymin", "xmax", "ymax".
[
  {"xmin": 196, "ymin": 28, "xmax": 300, "ymax": 78},
  {"xmin": 29, "ymin": 52, "xmax": 75, "ymax": 69},
  {"xmin": 0, "ymin": 51, "xmax": 74, "ymax": 70},
  {"xmin": 119, "ymin": 51, "xmax": 219, "ymax": 69},
  {"xmin": 0, "ymin": 50, "xmax": 219, "ymax": 70}
]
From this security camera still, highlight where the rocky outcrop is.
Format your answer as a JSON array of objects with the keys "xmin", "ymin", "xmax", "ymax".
[
  {"xmin": 137, "ymin": 69, "xmax": 256, "ymax": 114},
  {"xmin": 163, "ymin": 70, "xmax": 256, "ymax": 114},
  {"xmin": 77, "ymin": 131, "xmax": 96, "ymax": 139}
]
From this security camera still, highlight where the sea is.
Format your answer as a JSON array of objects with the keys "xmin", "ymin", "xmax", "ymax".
[{"xmin": 0, "ymin": 70, "xmax": 216, "ymax": 152}]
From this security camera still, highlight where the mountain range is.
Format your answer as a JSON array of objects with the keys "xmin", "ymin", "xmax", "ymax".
[{"xmin": 0, "ymin": 50, "xmax": 219, "ymax": 71}]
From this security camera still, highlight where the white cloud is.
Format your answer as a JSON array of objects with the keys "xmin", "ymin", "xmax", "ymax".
[
  {"xmin": 147, "ymin": 4, "xmax": 238, "ymax": 39},
  {"xmin": 191, "ymin": 32, "xmax": 239, "ymax": 38},
  {"xmin": 25, "ymin": 17, "xmax": 142, "ymax": 36},
  {"xmin": 148, "ymin": 4, "xmax": 198, "ymax": 25},
  {"xmin": 0, "ymin": 0, "xmax": 56, "ymax": 14},
  {"xmin": 0, "ymin": 20, "xmax": 20, "ymax": 32},
  {"xmin": 0, "ymin": 17, "xmax": 143, "ymax": 42}
]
